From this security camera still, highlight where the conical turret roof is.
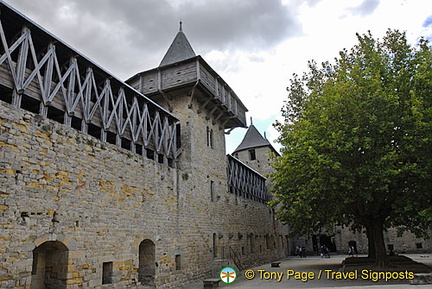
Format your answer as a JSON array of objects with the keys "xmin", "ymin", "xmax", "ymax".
[
  {"xmin": 159, "ymin": 22, "xmax": 196, "ymax": 67},
  {"xmin": 233, "ymin": 124, "xmax": 272, "ymax": 153}
]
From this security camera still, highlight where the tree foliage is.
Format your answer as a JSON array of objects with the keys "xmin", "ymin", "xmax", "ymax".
[{"xmin": 270, "ymin": 30, "xmax": 432, "ymax": 267}]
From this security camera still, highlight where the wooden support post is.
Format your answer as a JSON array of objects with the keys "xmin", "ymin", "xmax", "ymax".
[
  {"xmin": 11, "ymin": 90, "xmax": 22, "ymax": 108},
  {"xmin": 39, "ymin": 103, "xmax": 48, "ymax": 118},
  {"xmin": 116, "ymin": 135, "xmax": 122, "ymax": 147},
  {"xmin": 81, "ymin": 121, "xmax": 88, "ymax": 134},
  {"xmin": 100, "ymin": 130, "xmax": 107, "ymax": 142},
  {"xmin": 64, "ymin": 113, "xmax": 72, "ymax": 127}
]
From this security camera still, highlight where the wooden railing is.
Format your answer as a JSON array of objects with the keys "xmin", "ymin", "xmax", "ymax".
[
  {"xmin": 227, "ymin": 155, "xmax": 268, "ymax": 203},
  {"xmin": 0, "ymin": 2, "xmax": 180, "ymax": 164}
]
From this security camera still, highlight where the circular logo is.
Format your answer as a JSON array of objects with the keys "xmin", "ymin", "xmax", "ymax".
[{"xmin": 220, "ymin": 266, "xmax": 237, "ymax": 284}]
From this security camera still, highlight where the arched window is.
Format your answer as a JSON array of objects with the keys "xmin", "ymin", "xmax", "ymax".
[{"xmin": 207, "ymin": 127, "xmax": 214, "ymax": 149}]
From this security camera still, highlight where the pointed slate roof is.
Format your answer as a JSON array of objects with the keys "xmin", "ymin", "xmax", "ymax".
[
  {"xmin": 159, "ymin": 22, "xmax": 196, "ymax": 67},
  {"xmin": 233, "ymin": 124, "xmax": 272, "ymax": 153}
]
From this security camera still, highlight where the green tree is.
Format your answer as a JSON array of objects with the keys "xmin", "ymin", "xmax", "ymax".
[{"xmin": 270, "ymin": 30, "xmax": 432, "ymax": 267}]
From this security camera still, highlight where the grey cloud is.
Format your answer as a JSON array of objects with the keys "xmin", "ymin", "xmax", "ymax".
[
  {"xmin": 6, "ymin": 0, "xmax": 300, "ymax": 78},
  {"xmin": 177, "ymin": 0, "xmax": 300, "ymax": 51}
]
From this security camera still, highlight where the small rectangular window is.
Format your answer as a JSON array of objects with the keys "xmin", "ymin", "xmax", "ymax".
[
  {"xmin": 249, "ymin": 149, "xmax": 256, "ymax": 160},
  {"xmin": 210, "ymin": 180, "xmax": 215, "ymax": 202},
  {"xmin": 175, "ymin": 254, "xmax": 181, "ymax": 270},
  {"xmin": 416, "ymin": 243, "xmax": 423, "ymax": 249},
  {"xmin": 102, "ymin": 262, "xmax": 113, "ymax": 285}
]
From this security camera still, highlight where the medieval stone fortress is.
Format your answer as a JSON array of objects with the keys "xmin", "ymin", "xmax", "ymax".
[{"xmin": 0, "ymin": 2, "xmax": 430, "ymax": 289}]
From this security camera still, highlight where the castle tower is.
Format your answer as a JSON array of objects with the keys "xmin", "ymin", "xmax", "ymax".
[
  {"xmin": 127, "ymin": 23, "xmax": 248, "ymax": 173},
  {"xmin": 232, "ymin": 122, "xmax": 279, "ymax": 176}
]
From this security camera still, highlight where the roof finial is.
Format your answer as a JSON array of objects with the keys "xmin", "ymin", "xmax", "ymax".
[
  {"xmin": 250, "ymin": 117, "xmax": 253, "ymax": 125},
  {"xmin": 179, "ymin": 21, "xmax": 183, "ymax": 32}
]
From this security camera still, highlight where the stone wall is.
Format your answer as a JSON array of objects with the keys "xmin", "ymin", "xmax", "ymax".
[
  {"xmin": 335, "ymin": 226, "xmax": 432, "ymax": 255},
  {"xmin": 0, "ymin": 98, "xmax": 288, "ymax": 289},
  {"xmin": 147, "ymin": 90, "xmax": 290, "ymax": 269}
]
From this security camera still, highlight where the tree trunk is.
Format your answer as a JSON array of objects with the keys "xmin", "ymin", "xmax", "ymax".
[
  {"xmin": 365, "ymin": 225, "xmax": 376, "ymax": 259},
  {"xmin": 370, "ymin": 220, "xmax": 389, "ymax": 267}
]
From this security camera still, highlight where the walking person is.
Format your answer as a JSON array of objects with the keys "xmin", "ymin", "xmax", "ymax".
[
  {"xmin": 348, "ymin": 246, "xmax": 355, "ymax": 257},
  {"xmin": 324, "ymin": 245, "xmax": 330, "ymax": 258},
  {"xmin": 301, "ymin": 246, "xmax": 306, "ymax": 258}
]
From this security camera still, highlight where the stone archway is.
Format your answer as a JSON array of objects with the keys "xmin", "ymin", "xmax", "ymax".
[
  {"xmin": 348, "ymin": 240, "xmax": 358, "ymax": 254},
  {"xmin": 31, "ymin": 241, "xmax": 68, "ymax": 289},
  {"xmin": 138, "ymin": 239, "xmax": 156, "ymax": 286}
]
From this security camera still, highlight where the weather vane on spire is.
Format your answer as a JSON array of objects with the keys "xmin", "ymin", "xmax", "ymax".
[{"xmin": 179, "ymin": 21, "xmax": 183, "ymax": 32}]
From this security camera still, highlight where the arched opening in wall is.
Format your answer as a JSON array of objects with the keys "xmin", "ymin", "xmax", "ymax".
[
  {"xmin": 31, "ymin": 241, "xmax": 68, "ymax": 289},
  {"xmin": 320, "ymin": 235, "xmax": 337, "ymax": 252},
  {"xmin": 213, "ymin": 233, "xmax": 217, "ymax": 258},
  {"xmin": 348, "ymin": 240, "xmax": 358, "ymax": 255},
  {"xmin": 249, "ymin": 233, "xmax": 255, "ymax": 253},
  {"xmin": 138, "ymin": 239, "xmax": 156, "ymax": 287}
]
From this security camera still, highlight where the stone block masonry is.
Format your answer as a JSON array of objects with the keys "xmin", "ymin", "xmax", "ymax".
[
  {"xmin": 0, "ymin": 100, "xmax": 288, "ymax": 289},
  {"xmin": 1, "ymin": 101, "xmax": 180, "ymax": 288}
]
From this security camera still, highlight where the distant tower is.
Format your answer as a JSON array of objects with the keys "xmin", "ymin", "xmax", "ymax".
[{"xmin": 232, "ymin": 123, "xmax": 279, "ymax": 176}]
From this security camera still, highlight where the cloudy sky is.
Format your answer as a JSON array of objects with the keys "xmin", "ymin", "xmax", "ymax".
[{"xmin": 6, "ymin": 0, "xmax": 432, "ymax": 153}]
